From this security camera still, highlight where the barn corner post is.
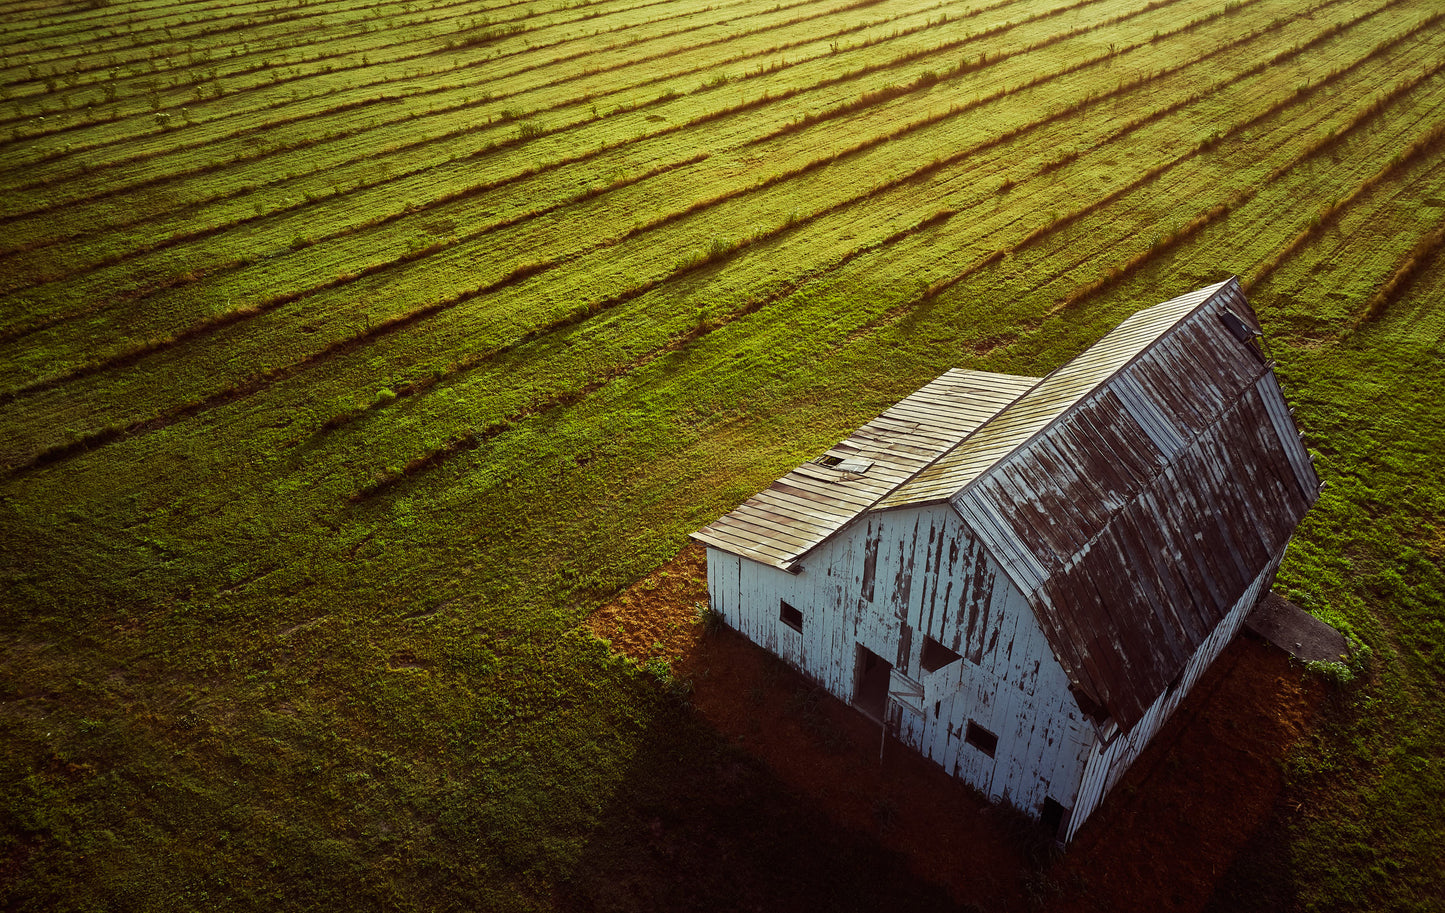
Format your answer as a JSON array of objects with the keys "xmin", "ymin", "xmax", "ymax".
[{"xmin": 691, "ymin": 279, "xmax": 1319, "ymax": 843}]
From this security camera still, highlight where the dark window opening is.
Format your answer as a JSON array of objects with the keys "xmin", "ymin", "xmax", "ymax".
[
  {"xmin": 814, "ymin": 455, "xmax": 843, "ymax": 467},
  {"xmin": 779, "ymin": 600, "xmax": 803, "ymax": 633},
  {"xmin": 1069, "ymin": 682, "xmax": 1108, "ymax": 724},
  {"xmin": 965, "ymin": 720, "xmax": 998, "ymax": 757},
  {"xmin": 1218, "ymin": 309, "xmax": 1258, "ymax": 343},
  {"xmin": 1040, "ymin": 798, "xmax": 1068, "ymax": 838},
  {"xmin": 934, "ymin": 701, "xmax": 942, "ymax": 719},
  {"xmin": 853, "ymin": 645, "xmax": 892, "ymax": 722},
  {"xmin": 919, "ymin": 635, "xmax": 962, "ymax": 674}
]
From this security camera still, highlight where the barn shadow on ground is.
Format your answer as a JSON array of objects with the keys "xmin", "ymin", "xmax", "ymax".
[{"xmin": 573, "ymin": 544, "xmax": 1323, "ymax": 913}]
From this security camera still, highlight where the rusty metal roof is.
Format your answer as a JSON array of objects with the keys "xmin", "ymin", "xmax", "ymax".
[
  {"xmin": 908, "ymin": 277, "xmax": 1319, "ymax": 729},
  {"xmin": 694, "ymin": 278, "xmax": 1320, "ymax": 731},
  {"xmin": 691, "ymin": 369, "xmax": 1039, "ymax": 569},
  {"xmin": 881, "ymin": 281, "xmax": 1227, "ymax": 506}
]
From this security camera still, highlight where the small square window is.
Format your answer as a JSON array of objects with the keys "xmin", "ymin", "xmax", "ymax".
[
  {"xmin": 779, "ymin": 600, "xmax": 803, "ymax": 632},
  {"xmin": 965, "ymin": 720, "xmax": 998, "ymax": 757},
  {"xmin": 919, "ymin": 635, "xmax": 961, "ymax": 674}
]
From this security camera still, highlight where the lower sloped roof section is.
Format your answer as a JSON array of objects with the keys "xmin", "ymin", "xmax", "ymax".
[{"xmin": 691, "ymin": 369, "xmax": 1039, "ymax": 570}]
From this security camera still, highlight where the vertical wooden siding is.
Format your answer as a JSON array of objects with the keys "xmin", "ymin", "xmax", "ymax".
[{"xmin": 707, "ymin": 504, "xmax": 1096, "ymax": 817}]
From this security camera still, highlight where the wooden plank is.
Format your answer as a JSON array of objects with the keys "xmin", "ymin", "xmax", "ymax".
[
  {"xmin": 752, "ymin": 488, "xmax": 854, "ymax": 523},
  {"xmin": 692, "ymin": 528, "xmax": 793, "ymax": 566},
  {"xmin": 772, "ymin": 478, "xmax": 875, "ymax": 510},
  {"xmin": 712, "ymin": 513, "xmax": 819, "ymax": 553}
]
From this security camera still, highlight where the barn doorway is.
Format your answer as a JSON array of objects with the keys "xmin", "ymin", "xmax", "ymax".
[{"xmin": 853, "ymin": 644, "xmax": 892, "ymax": 722}]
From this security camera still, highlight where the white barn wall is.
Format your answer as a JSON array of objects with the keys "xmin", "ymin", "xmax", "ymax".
[{"xmin": 707, "ymin": 505, "xmax": 1096, "ymax": 819}]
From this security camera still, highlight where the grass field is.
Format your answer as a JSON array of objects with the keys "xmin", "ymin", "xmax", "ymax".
[{"xmin": 1, "ymin": 0, "xmax": 1442, "ymax": 908}]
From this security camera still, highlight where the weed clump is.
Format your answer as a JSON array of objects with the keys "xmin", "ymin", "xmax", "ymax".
[{"xmin": 1304, "ymin": 635, "xmax": 1373, "ymax": 687}]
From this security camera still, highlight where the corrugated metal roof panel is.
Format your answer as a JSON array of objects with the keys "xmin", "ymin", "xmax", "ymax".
[{"xmin": 951, "ymin": 279, "xmax": 1319, "ymax": 729}]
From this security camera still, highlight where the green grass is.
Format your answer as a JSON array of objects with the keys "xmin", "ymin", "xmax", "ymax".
[{"xmin": 2, "ymin": 0, "xmax": 1444, "ymax": 909}]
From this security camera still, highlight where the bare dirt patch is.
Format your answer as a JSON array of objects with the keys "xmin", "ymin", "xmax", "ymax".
[{"xmin": 586, "ymin": 543, "xmax": 1325, "ymax": 911}]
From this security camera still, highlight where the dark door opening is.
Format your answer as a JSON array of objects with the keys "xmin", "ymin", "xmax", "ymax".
[
  {"xmin": 1040, "ymin": 797, "xmax": 1069, "ymax": 840},
  {"xmin": 853, "ymin": 644, "xmax": 892, "ymax": 722}
]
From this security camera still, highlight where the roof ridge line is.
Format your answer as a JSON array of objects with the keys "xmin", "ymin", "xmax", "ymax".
[
  {"xmin": 920, "ymin": 277, "xmax": 1236, "ymax": 509},
  {"xmin": 775, "ymin": 368, "xmax": 1039, "ymax": 569},
  {"xmin": 870, "ymin": 372, "xmax": 1045, "ymax": 512}
]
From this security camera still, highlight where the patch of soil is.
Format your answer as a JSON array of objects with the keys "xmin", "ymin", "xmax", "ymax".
[{"xmin": 586, "ymin": 543, "xmax": 1326, "ymax": 911}]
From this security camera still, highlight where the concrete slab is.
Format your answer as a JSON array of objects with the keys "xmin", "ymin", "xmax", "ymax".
[{"xmin": 1244, "ymin": 592, "xmax": 1348, "ymax": 663}]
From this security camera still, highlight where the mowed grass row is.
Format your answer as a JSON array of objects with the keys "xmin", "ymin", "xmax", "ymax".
[
  {"xmin": 0, "ymin": 0, "xmax": 1054, "ymax": 243},
  {"xmin": 3, "ymin": 2, "xmax": 1444, "ymax": 910},
  {"xmin": 0, "ymin": 0, "xmax": 1219, "ymax": 345},
  {"xmin": 0, "ymin": 0, "xmax": 1243, "ymax": 345},
  {"xmin": 332, "ymin": 9, "xmax": 1445, "ymax": 495},
  {"xmin": 0, "ymin": 0, "xmax": 963, "ymax": 256},
  {"xmin": 0, "ymin": 0, "xmax": 1386, "ymax": 364},
  {"xmin": 0, "ymin": 0, "xmax": 495, "ymax": 85},
  {"xmin": 0, "ymin": 0, "xmax": 1421, "ymax": 470},
  {"xmin": 0, "ymin": 0, "xmax": 779, "ymax": 175},
  {"xmin": 0, "ymin": 0, "xmax": 1433, "ymax": 472}
]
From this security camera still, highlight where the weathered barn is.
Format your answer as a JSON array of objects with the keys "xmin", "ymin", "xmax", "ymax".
[{"xmin": 691, "ymin": 278, "xmax": 1321, "ymax": 841}]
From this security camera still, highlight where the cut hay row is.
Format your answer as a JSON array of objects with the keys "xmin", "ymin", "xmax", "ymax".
[
  {"xmin": 0, "ymin": 0, "xmax": 955, "ymax": 246},
  {"xmin": 0, "ymin": 0, "xmax": 1183, "ymax": 321},
  {"xmin": 0, "ymin": 0, "xmax": 1324, "ymax": 389},
  {"xmin": 3, "ymin": 3, "xmax": 1445, "ymax": 909},
  {"xmin": 0, "ymin": 0, "xmax": 782, "ymax": 171},
  {"xmin": 0, "ymin": 0, "xmax": 602, "ymax": 82},
  {"xmin": 5, "ymin": 0, "xmax": 1439, "ymax": 476}
]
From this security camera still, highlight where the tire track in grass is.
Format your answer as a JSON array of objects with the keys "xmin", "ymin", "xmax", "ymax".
[
  {"xmin": 906, "ymin": 5, "xmax": 1445, "ymax": 324},
  {"xmin": 996, "ymin": 11, "xmax": 1444, "ymax": 304},
  {"xmin": 1248, "ymin": 119, "xmax": 1445, "ymax": 293},
  {"xmin": 0, "ymin": 0, "xmax": 943, "ymax": 257},
  {"xmin": 1230, "ymin": 137, "xmax": 1445, "ymax": 335},
  {"xmin": 1349, "ymin": 226, "xmax": 1445, "ymax": 331},
  {"xmin": 0, "ymin": 0, "xmax": 818, "ymax": 184},
  {"xmin": 1047, "ymin": 56, "xmax": 1445, "ymax": 316},
  {"xmin": 0, "ymin": 0, "xmax": 1250, "ymax": 390},
  {"xmin": 2, "ymin": 0, "xmax": 1375, "ymax": 470}
]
